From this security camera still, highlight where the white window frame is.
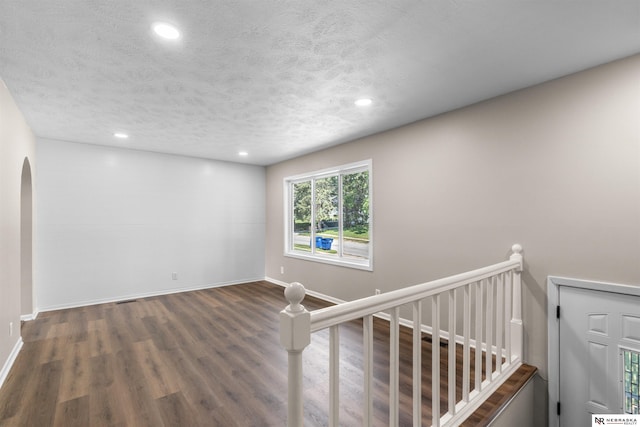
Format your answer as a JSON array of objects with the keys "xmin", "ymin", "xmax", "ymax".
[{"xmin": 283, "ymin": 159, "xmax": 372, "ymax": 271}]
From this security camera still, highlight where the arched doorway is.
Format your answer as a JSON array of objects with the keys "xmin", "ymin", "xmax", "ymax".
[{"xmin": 20, "ymin": 157, "xmax": 33, "ymax": 318}]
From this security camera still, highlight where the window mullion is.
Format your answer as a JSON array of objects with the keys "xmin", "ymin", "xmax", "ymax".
[
  {"xmin": 338, "ymin": 174, "xmax": 344, "ymax": 259},
  {"xmin": 289, "ymin": 182, "xmax": 294, "ymax": 252},
  {"xmin": 290, "ymin": 181, "xmax": 298, "ymax": 253},
  {"xmin": 311, "ymin": 178, "xmax": 316, "ymax": 255}
]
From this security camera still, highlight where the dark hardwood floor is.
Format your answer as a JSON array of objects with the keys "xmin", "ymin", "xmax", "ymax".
[{"xmin": 0, "ymin": 281, "xmax": 535, "ymax": 426}]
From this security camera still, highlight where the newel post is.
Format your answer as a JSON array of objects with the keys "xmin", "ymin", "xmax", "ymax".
[
  {"xmin": 509, "ymin": 244, "xmax": 524, "ymax": 362},
  {"xmin": 280, "ymin": 282, "xmax": 311, "ymax": 427}
]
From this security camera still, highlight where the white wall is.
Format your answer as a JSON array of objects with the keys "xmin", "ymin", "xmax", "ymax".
[
  {"xmin": 36, "ymin": 139, "xmax": 265, "ymax": 310},
  {"xmin": 0, "ymin": 81, "xmax": 36, "ymax": 382}
]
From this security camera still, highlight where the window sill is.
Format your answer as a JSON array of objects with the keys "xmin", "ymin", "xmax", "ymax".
[{"xmin": 284, "ymin": 251, "xmax": 372, "ymax": 271}]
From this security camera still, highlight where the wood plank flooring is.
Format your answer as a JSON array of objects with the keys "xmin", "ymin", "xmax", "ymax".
[{"xmin": 0, "ymin": 281, "xmax": 535, "ymax": 426}]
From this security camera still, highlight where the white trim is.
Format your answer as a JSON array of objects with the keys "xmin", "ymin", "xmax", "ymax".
[
  {"xmin": 550, "ymin": 276, "xmax": 640, "ymax": 297},
  {"xmin": 284, "ymin": 159, "xmax": 371, "ymax": 183},
  {"xmin": 284, "ymin": 251, "xmax": 372, "ymax": 271},
  {"xmin": 547, "ymin": 277, "xmax": 561, "ymax": 427},
  {"xmin": 547, "ymin": 276, "xmax": 640, "ymax": 427},
  {"xmin": 0, "ymin": 338, "xmax": 23, "ymax": 390},
  {"xmin": 20, "ymin": 310, "xmax": 39, "ymax": 322},
  {"xmin": 266, "ymin": 277, "xmax": 346, "ymax": 306},
  {"xmin": 37, "ymin": 277, "xmax": 264, "ymax": 313}
]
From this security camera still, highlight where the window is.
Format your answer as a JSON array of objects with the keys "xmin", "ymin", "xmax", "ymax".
[
  {"xmin": 624, "ymin": 349, "xmax": 640, "ymax": 414},
  {"xmin": 284, "ymin": 160, "xmax": 372, "ymax": 270}
]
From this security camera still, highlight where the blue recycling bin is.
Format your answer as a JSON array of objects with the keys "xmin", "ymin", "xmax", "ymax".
[
  {"xmin": 316, "ymin": 236, "xmax": 323, "ymax": 248},
  {"xmin": 321, "ymin": 238, "xmax": 333, "ymax": 250}
]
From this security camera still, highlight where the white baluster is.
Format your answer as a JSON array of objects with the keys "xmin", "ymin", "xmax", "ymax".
[
  {"xmin": 496, "ymin": 273, "xmax": 504, "ymax": 373},
  {"xmin": 329, "ymin": 325, "xmax": 339, "ymax": 427},
  {"xmin": 432, "ymin": 294, "xmax": 441, "ymax": 427},
  {"xmin": 485, "ymin": 276, "xmax": 494, "ymax": 382},
  {"xmin": 448, "ymin": 289, "xmax": 456, "ymax": 415},
  {"xmin": 280, "ymin": 282, "xmax": 311, "ymax": 427},
  {"xmin": 474, "ymin": 280, "xmax": 483, "ymax": 392},
  {"xmin": 390, "ymin": 307, "xmax": 400, "ymax": 427},
  {"xmin": 413, "ymin": 300, "xmax": 422, "ymax": 427},
  {"xmin": 505, "ymin": 271, "xmax": 512, "ymax": 364},
  {"xmin": 462, "ymin": 284, "xmax": 470, "ymax": 402},
  {"xmin": 363, "ymin": 315, "xmax": 373, "ymax": 426}
]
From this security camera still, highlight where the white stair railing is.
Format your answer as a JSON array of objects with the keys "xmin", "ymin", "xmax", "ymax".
[{"xmin": 280, "ymin": 244, "xmax": 524, "ymax": 427}]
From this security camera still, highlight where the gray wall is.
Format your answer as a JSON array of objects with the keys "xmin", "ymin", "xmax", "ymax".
[
  {"xmin": 36, "ymin": 139, "xmax": 266, "ymax": 310},
  {"xmin": 0, "ymin": 81, "xmax": 36, "ymax": 379},
  {"xmin": 265, "ymin": 54, "xmax": 640, "ymax": 384}
]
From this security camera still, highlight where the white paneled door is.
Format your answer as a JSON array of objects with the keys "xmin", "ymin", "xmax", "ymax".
[{"xmin": 559, "ymin": 286, "xmax": 640, "ymax": 426}]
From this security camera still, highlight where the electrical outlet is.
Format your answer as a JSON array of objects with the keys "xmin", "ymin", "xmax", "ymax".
[
  {"xmin": 9, "ymin": 321, "xmax": 13, "ymax": 337},
  {"xmin": 375, "ymin": 289, "xmax": 381, "ymax": 295},
  {"xmin": 172, "ymin": 272, "xmax": 178, "ymax": 280},
  {"xmin": 280, "ymin": 266, "xmax": 284, "ymax": 275}
]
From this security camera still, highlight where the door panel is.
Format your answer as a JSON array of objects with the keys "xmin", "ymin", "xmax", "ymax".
[
  {"xmin": 622, "ymin": 316, "xmax": 640, "ymax": 342},
  {"xmin": 559, "ymin": 286, "xmax": 640, "ymax": 426},
  {"xmin": 587, "ymin": 341, "xmax": 608, "ymax": 409}
]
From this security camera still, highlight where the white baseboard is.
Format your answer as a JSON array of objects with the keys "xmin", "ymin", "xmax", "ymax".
[
  {"xmin": 38, "ymin": 277, "xmax": 265, "ymax": 313},
  {"xmin": 20, "ymin": 310, "xmax": 39, "ymax": 322},
  {"xmin": 0, "ymin": 338, "xmax": 23, "ymax": 390},
  {"xmin": 265, "ymin": 276, "xmax": 346, "ymax": 305}
]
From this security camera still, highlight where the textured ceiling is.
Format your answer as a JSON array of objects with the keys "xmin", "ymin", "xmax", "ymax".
[{"xmin": 1, "ymin": 1, "xmax": 639, "ymax": 165}]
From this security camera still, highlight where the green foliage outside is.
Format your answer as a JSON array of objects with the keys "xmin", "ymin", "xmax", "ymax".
[
  {"xmin": 342, "ymin": 171, "xmax": 369, "ymax": 229},
  {"xmin": 314, "ymin": 176, "xmax": 338, "ymax": 225},
  {"xmin": 293, "ymin": 181, "xmax": 311, "ymax": 226},
  {"xmin": 292, "ymin": 170, "xmax": 369, "ymax": 240}
]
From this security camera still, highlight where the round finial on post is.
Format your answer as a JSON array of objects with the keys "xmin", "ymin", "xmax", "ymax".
[
  {"xmin": 510, "ymin": 243, "xmax": 523, "ymax": 272},
  {"xmin": 285, "ymin": 282, "xmax": 306, "ymax": 313}
]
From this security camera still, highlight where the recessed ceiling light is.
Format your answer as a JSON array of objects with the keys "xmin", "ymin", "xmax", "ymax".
[
  {"xmin": 239, "ymin": 151, "xmax": 248, "ymax": 157},
  {"xmin": 152, "ymin": 22, "xmax": 180, "ymax": 40},
  {"xmin": 355, "ymin": 98, "xmax": 373, "ymax": 107},
  {"xmin": 114, "ymin": 132, "xmax": 129, "ymax": 139}
]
